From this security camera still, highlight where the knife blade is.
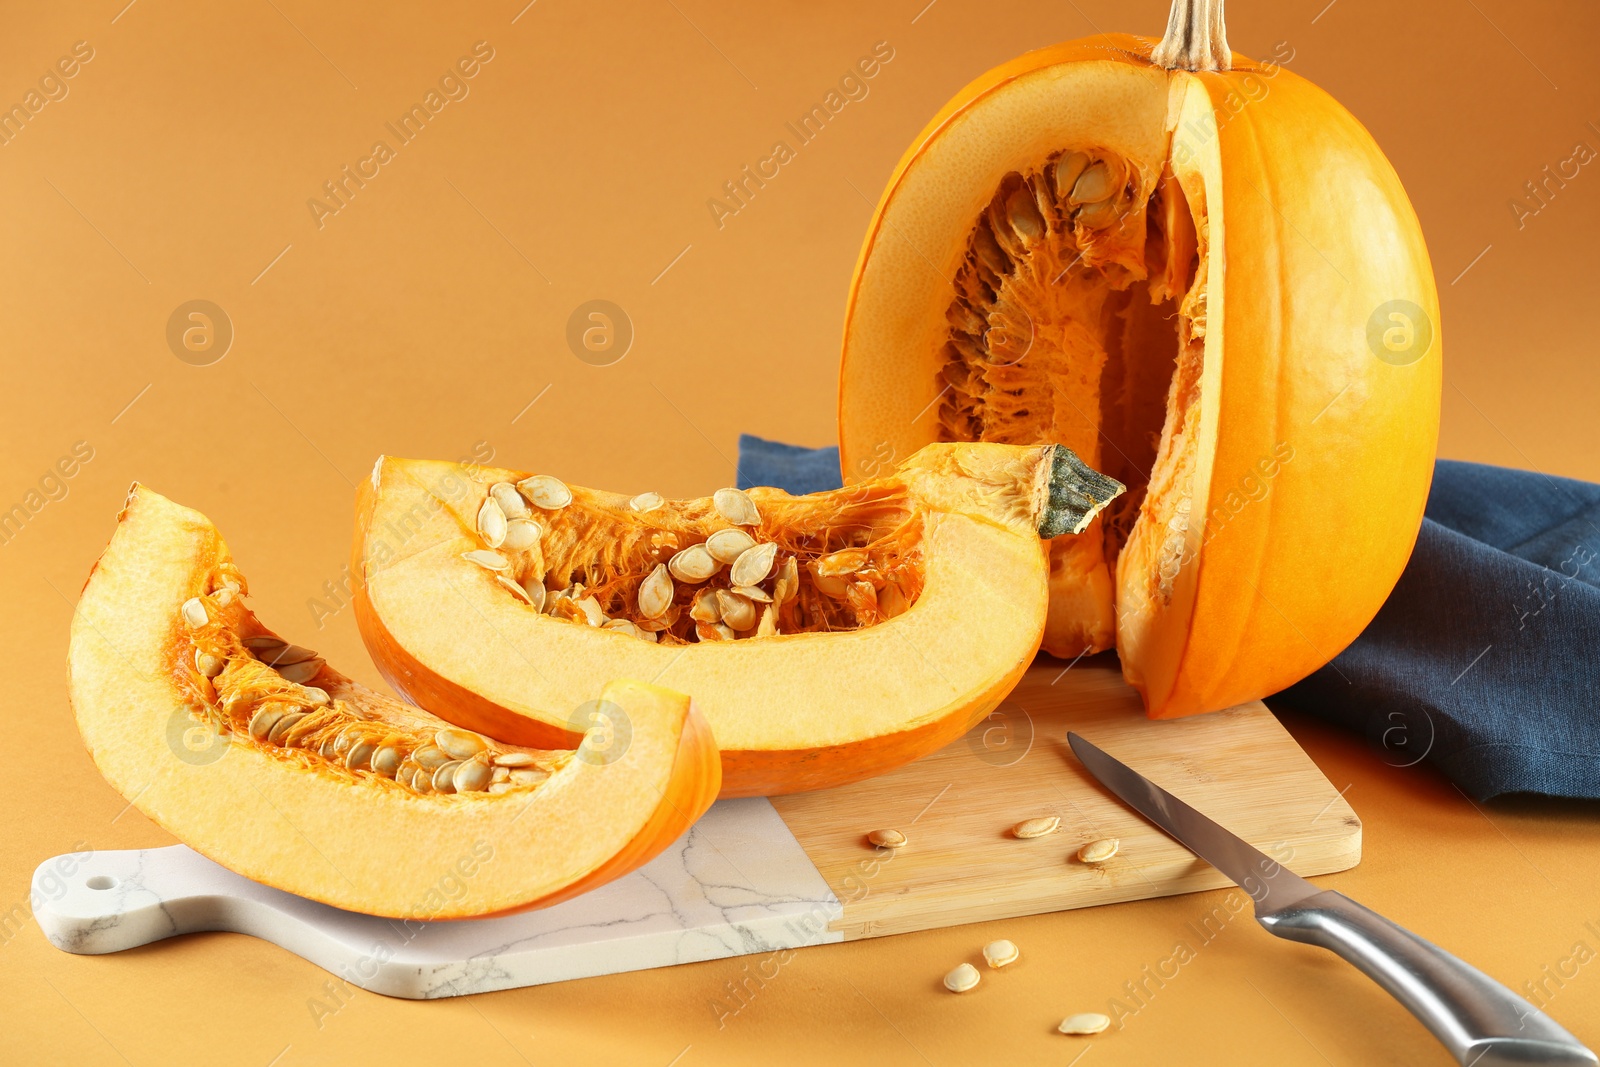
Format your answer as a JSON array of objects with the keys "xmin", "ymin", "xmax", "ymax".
[{"xmin": 1067, "ymin": 731, "xmax": 1596, "ymax": 1067}]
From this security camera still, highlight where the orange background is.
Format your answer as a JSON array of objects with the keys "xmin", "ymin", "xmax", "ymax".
[{"xmin": 4, "ymin": 1, "xmax": 1598, "ymax": 1063}]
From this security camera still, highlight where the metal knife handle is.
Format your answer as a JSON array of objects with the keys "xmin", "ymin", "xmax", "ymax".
[{"xmin": 1258, "ymin": 890, "xmax": 1596, "ymax": 1066}]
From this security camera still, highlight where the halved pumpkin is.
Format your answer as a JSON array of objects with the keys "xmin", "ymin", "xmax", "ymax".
[
  {"xmin": 353, "ymin": 442, "xmax": 1122, "ymax": 797},
  {"xmin": 838, "ymin": 0, "xmax": 1441, "ymax": 717},
  {"xmin": 68, "ymin": 485, "xmax": 720, "ymax": 919}
]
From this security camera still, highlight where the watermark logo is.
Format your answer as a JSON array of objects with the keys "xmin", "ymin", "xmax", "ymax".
[
  {"xmin": 569, "ymin": 698, "xmax": 632, "ymax": 765},
  {"xmin": 566, "ymin": 299, "xmax": 632, "ymax": 367},
  {"xmin": 165, "ymin": 705, "xmax": 229, "ymax": 766},
  {"xmin": 965, "ymin": 701, "xmax": 1034, "ymax": 767},
  {"xmin": 1368, "ymin": 705, "xmax": 1434, "ymax": 768},
  {"xmin": 1366, "ymin": 299, "xmax": 1432, "ymax": 367},
  {"xmin": 167, "ymin": 300, "xmax": 233, "ymax": 366}
]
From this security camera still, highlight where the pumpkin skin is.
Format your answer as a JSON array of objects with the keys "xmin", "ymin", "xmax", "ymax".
[
  {"xmin": 352, "ymin": 442, "xmax": 1121, "ymax": 797},
  {"xmin": 68, "ymin": 485, "xmax": 721, "ymax": 919},
  {"xmin": 838, "ymin": 33, "xmax": 1441, "ymax": 718}
]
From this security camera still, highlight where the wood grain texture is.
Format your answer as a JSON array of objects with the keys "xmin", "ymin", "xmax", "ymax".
[{"xmin": 770, "ymin": 655, "xmax": 1360, "ymax": 940}]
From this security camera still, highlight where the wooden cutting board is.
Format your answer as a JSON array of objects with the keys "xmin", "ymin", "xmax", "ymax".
[
  {"xmin": 36, "ymin": 656, "xmax": 1359, "ymax": 997},
  {"xmin": 771, "ymin": 654, "xmax": 1361, "ymax": 940}
]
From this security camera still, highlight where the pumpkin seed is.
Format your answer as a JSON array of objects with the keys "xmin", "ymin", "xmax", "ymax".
[
  {"xmin": 716, "ymin": 589, "xmax": 757, "ymax": 631},
  {"xmin": 1005, "ymin": 185, "xmax": 1046, "ymax": 244},
  {"xmin": 371, "ymin": 745, "xmax": 403, "ymax": 778},
  {"xmin": 496, "ymin": 574, "xmax": 534, "ymax": 604},
  {"xmin": 518, "ymin": 475, "xmax": 572, "ymax": 510},
  {"xmin": 509, "ymin": 768, "xmax": 548, "ymax": 786},
  {"xmin": 346, "ymin": 740, "xmax": 376, "ymax": 772},
  {"xmin": 501, "ymin": 518, "xmax": 542, "ymax": 551},
  {"xmin": 410, "ymin": 766, "xmax": 433, "ymax": 794},
  {"xmin": 1052, "ymin": 151, "xmax": 1090, "ymax": 200},
  {"xmin": 436, "ymin": 728, "xmax": 487, "ymax": 760},
  {"xmin": 258, "ymin": 642, "xmax": 318, "ymax": 666},
  {"xmin": 1012, "ymin": 816, "xmax": 1060, "ymax": 840},
  {"xmin": 522, "ymin": 580, "xmax": 547, "ymax": 612},
  {"xmin": 477, "ymin": 497, "xmax": 508, "ymax": 549},
  {"xmin": 490, "ymin": 481, "xmax": 531, "ymax": 520},
  {"xmin": 248, "ymin": 704, "xmax": 287, "ymax": 741},
  {"xmin": 815, "ymin": 548, "xmax": 869, "ymax": 577},
  {"xmin": 462, "ymin": 549, "xmax": 510, "ymax": 572},
  {"xmin": 638, "ymin": 563, "xmax": 674, "ymax": 619},
  {"xmin": 943, "ymin": 963, "xmax": 980, "ymax": 993},
  {"xmin": 756, "ymin": 604, "xmax": 777, "ymax": 637},
  {"xmin": 491, "ymin": 765, "xmax": 510, "ymax": 783},
  {"xmin": 493, "ymin": 752, "xmax": 537, "ymax": 768},
  {"xmin": 713, "ymin": 487, "xmax": 760, "ymax": 526},
  {"xmin": 487, "ymin": 781, "xmax": 516, "ymax": 795},
  {"xmin": 808, "ymin": 562, "xmax": 851, "ymax": 599},
  {"xmin": 413, "ymin": 745, "xmax": 451, "ymax": 770},
  {"xmin": 1078, "ymin": 838, "xmax": 1119, "ymax": 864},
  {"xmin": 575, "ymin": 596, "xmax": 606, "ymax": 627},
  {"xmin": 733, "ymin": 584, "xmax": 772, "ymax": 603},
  {"xmin": 879, "ymin": 582, "xmax": 909, "ymax": 618},
  {"xmin": 1070, "ymin": 160, "xmax": 1114, "ymax": 205},
  {"xmin": 453, "ymin": 760, "xmax": 493, "ymax": 793},
  {"xmin": 242, "ymin": 635, "xmax": 285, "ymax": 653},
  {"xmin": 194, "ymin": 649, "xmax": 225, "ymax": 678},
  {"xmin": 867, "ymin": 829, "xmax": 906, "ymax": 849},
  {"xmin": 302, "ymin": 687, "xmax": 330, "ymax": 706},
  {"xmin": 629, "ymin": 492, "xmax": 665, "ymax": 512},
  {"xmin": 1058, "ymin": 1013, "xmax": 1110, "ymax": 1036},
  {"xmin": 267, "ymin": 711, "xmax": 306, "ymax": 745},
  {"xmin": 982, "ymin": 939, "xmax": 1019, "ymax": 968},
  {"xmin": 277, "ymin": 658, "xmax": 323, "ymax": 685},
  {"xmin": 180, "ymin": 597, "xmax": 209, "ymax": 628},
  {"xmin": 730, "ymin": 542, "xmax": 777, "ymax": 586},
  {"xmin": 689, "ymin": 588, "xmax": 722, "ymax": 624},
  {"xmin": 706, "ymin": 528, "xmax": 757, "ymax": 564},
  {"xmin": 432, "ymin": 760, "xmax": 463, "ymax": 793},
  {"xmin": 668, "ymin": 544, "xmax": 720, "ymax": 583}
]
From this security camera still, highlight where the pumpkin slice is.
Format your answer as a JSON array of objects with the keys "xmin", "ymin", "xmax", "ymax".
[
  {"xmin": 68, "ymin": 485, "xmax": 720, "ymax": 919},
  {"xmin": 837, "ymin": 0, "xmax": 1441, "ymax": 718},
  {"xmin": 354, "ymin": 442, "xmax": 1122, "ymax": 797}
]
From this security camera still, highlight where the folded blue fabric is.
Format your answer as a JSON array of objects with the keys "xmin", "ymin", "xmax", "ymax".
[{"xmin": 735, "ymin": 435, "xmax": 1600, "ymax": 800}]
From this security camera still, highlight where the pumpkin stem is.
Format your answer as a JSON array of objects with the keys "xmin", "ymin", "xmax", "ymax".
[
  {"xmin": 1038, "ymin": 446, "xmax": 1125, "ymax": 539},
  {"xmin": 1151, "ymin": 0, "xmax": 1232, "ymax": 72}
]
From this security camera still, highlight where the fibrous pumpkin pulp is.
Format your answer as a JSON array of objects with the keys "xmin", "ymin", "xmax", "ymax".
[
  {"xmin": 838, "ymin": 0, "xmax": 1442, "ymax": 717},
  {"xmin": 353, "ymin": 441, "xmax": 1122, "ymax": 797},
  {"xmin": 68, "ymin": 485, "xmax": 720, "ymax": 919}
]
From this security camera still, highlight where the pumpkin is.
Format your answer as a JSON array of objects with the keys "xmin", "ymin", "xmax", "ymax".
[
  {"xmin": 838, "ymin": 0, "xmax": 1441, "ymax": 717},
  {"xmin": 68, "ymin": 485, "xmax": 721, "ymax": 919},
  {"xmin": 352, "ymin": 441, "xmax": 1122, "ymax": 797}
]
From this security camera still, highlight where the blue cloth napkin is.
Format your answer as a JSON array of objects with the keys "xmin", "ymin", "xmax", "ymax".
[{"xmin": 736, "ymin": 434, "xmax": 1600, "ymax": 800}]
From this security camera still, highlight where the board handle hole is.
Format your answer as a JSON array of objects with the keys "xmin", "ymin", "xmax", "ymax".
[{"xmin": 86, "ymin": 875, "xmax": 118, "ymax": 891}]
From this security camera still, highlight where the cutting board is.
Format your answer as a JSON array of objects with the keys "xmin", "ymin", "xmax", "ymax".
[{"xmin": 35, "ymin": 656, "xmax": 1358, "ymax": 998}]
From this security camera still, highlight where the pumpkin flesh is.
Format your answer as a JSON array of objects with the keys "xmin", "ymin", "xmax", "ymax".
[
  {"xmin": 353, "ymin": 443, "xmax": 1122, "ymax": 796},
  {"xmin": 839, "ymin": 37, "xmax": 1440, "ymax": 717},
  {"xmin": 68, "ymin": 485, "xmax": 721, "ymax": 919}
]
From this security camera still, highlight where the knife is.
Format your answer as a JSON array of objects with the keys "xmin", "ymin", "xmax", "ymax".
[{"xmin": 1067, "ymin": 732, "xmax": 1597, "ymax": 1067}]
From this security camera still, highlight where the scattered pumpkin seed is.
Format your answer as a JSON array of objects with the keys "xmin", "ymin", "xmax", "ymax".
[
  {"xmin": 982, "ymin": 939, "xmax": 1019, "ymax": 968},
  {"xmin": 277, "ymin": 659, "xmax": 323, "ymax": 685},
  {"xmin": 194, "ymin": 649, "xmax": 225, "ymax": 678},
  {"xmin": 493, "ymin": 752, "xmax": 537, "ymax": 768},
  {"xmin": 435, "ymin": 728, "xmax": 487, "ymax": 760},
  {"xmin": 1012, "ymin": 816, "xmax": 1060, "ymax": 840},
  {"xmin": 629, "ymin": 492, "xmax": 665, "ymax": 512},
  {"xmin": 432, "ymin": 760, "xmax": 463, "ymax": 793},
  {"xmin": 668, "ymin": 544, "xmax": 720, "ymax": 583},
  {"xmin": 943, "ymin": 963, "xmax": 980, "ymax": 993},
  {"xmin": 453, "ymin": 760, "xmax": 493, "ymax": 793},
  {"xmin": 1078, "ymin": 838, "xmax": 1119, "ymax": 864},
  {"xmin": 1058, "ymin": 1012, "xmax": 1111, "ymax": 1035},
  {"xmin": 867, "ymin": 829, "xmax": 907, "ymax": 849}
]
